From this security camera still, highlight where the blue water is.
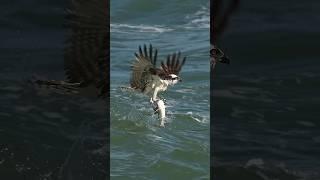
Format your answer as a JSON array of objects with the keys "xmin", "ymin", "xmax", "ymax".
[
  {"xmin": 0, "ymin": 0, "xmax": 319, "ymax": 179},
  {"xmin": 110, "ymin": 0, "xmax": 210, "ymax": 179}
]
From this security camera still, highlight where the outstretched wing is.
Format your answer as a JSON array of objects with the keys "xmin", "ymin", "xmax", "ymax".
[
  {"xmin": 160, "ymin": 52, "xmax": 186, "ymax": 76},
  {"xmin": 211, "ymin": 0, "xmax": 239, "ymax": 69},
  {"xmin": 212, "ymin": 0, "xmax": 239, "ymax": 42},
  {"xmin": 130, "ymin": 44, "xmax": 158, "ymax": 90},
  {"xmin": 64, "ymin": 0, "xmax": 109, "ymax": 97}
]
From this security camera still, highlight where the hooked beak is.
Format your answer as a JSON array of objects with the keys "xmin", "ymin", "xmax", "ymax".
[
  {"xmin": 219, "ymin": 56, "xmax": 230, "ymax": 64},
  {"xmin": 179, "ymin": 78, "xmax": 182, "ymax": 82}
]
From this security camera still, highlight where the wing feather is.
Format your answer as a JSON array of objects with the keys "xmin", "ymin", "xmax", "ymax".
[
  {"xmin": 153, "ymin": 48, "xmax": 158, "ymax": 67},
  {"xmin": 130, "ymin": 44, "xmax": 158, "ymax": 91},
  {"xmin": 160, "ymin": 52, "xmax": 186, "ymax": 76},
  {"xmin": 64, "ymin": 0, "xmax": 109, "ymax": 97}
]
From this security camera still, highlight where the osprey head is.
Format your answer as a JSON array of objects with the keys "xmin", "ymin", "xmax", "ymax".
[{"xmin": 164, "ymin": 74, "xmax": 181, "ymax": 85}]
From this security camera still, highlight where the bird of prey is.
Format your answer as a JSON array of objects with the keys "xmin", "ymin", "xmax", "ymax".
[
  {"xmin": 129, "ymin": 44, "xmax": 186, "ymax": 110},
  {"xmin": 211, "ymin": 0, "xmax": 239, "ymax": 69},
  {"xmin": 33, "ymin": 0, "xmax": 109, "ymax": 98}
]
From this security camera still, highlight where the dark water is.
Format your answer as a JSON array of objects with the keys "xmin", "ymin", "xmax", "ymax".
[
  {"xmin": 0, "ymin": 0, "xmax": 108, "ymax": 179},
  {"xmin": 110, "ymin": 0, "xmax": 210, "ymax": 179},
  {"xmin": 1, "ymin": 0, "xmax": 319, "ymax": 179},
  {"xmin": 212, "ymin": 0, "xmax": 320, "ymax": 179}
]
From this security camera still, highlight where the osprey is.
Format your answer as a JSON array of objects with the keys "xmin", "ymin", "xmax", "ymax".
[
  {"xmin": 210, "ymin": 45, "xmax": 230, "ymax": 67},
  {"xmin": 210, "ymin": 0, "xmax": 239, "ymax": 69},
  {"xmin": 33, "ymin": 0, "xmax": 109, "ymax": 98},
  {"xmin": 128, "ymin": 44, "xmax": 186, "ymax": 127},
  {"xmin": 130, "ymin": 44, "xmax": 186, "ymax": 104}
]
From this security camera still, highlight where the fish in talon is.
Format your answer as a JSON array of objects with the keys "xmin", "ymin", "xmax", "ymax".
[{"xmin": 128, "ymin": 44, "xmax": 186, "ymax": 126}]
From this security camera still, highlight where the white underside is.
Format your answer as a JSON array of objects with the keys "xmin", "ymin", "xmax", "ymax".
[
  {"xmin": 143, "ymin": 75, "xmax": 169, "ymax": 100},
  {"xmin": 144, "ymin": 76, "xmax": 170, "ymax": 127}
]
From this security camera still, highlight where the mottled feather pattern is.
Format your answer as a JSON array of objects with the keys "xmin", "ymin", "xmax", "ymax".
[
  {"xmin": 33, "ymin": 0, "xmax": 109, "ymax": 98},
  {"xmin": 130, "ymin": 44, "xmax": 186, "ymax": 91},
  {"xmin": 130, "ymin": 44, "xmax": 156, "ymax": 91},
  {"xmin": 64, "ymin": 0, "xmax": 109, "ymax": 97}
]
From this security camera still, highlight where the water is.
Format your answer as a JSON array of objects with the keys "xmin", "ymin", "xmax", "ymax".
[
  {"xmin": 1, "ymin": 0, "xmax": 318, "ymax": 179},
  {"xmin": 212, "ymin": 0, "xmax": 320, "ymax": 179},
  {"xmin": 110, "ymin": 0, "xmax": 210, "ymax": 179},
  {"xmin": 0, "ymin": 0, "xmax": 108, "ymax": 179}
]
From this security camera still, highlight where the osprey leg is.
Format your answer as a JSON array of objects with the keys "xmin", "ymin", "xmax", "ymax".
[{"xmin": 152, "ymin": 87, "xmax": 160, "ymax": 102}]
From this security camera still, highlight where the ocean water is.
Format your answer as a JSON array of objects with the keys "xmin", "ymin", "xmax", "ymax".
[
  {"xmin": 0, "ymin": 0, "xmax": 108, "ymax": 179},
  {"xmin": 212, "ymin": 0, "xmax": 320, "ymax": 179},
  {"xmin": 1, "ymin": 0, "xmax": 318, "ymax": 179},
  {"xmin": 110, "ymin": 0, "xmax": 210, "ymax": 179}
]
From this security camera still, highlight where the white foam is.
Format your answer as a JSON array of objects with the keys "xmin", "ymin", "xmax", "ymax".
[
  {"xmin": 185, "ymin": 6, "xmax": 209, "ymax": 29},
  {"xmin": 188, "ymin": 112, "xmax": 209, "ymax": 124},
  {"xmin": 111, "ymin": 23, "xmax": 173, "ymax": 33}
]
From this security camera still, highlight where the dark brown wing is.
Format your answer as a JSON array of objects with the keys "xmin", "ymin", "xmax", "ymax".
[
  {"xmin": 212, "ymin": 0, "xmax": 240, "ymax": 43},
  {"xmin": 160, "ymin": 52, "xmax": 186, "ymax": 76},
  {"xmin": 64, "ymin": 0, "xmax": 109, "ymax": 97},
  {"xmin": 211, "ymin": 0, "xmax": 239, "ymax": 69},
  {"xmin": 130, "ymin": 44, "xmax": 158, "ymax": 91}
]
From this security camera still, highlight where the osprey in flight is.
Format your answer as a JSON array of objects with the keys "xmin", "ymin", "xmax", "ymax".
[
  {"xmin": 33, "ymin": 0, "xmax": 109, "ymax": 98},
  {"xmin": 210, "ymin": 0, "xmax": 239, "ymax": 69},
  {"xmin": 130, "ymin": 44, "xmax": 186, "ymax": 104},
  {"xmin": 128, "ymin": 44, "xmax": 186, "ymax": 126}
]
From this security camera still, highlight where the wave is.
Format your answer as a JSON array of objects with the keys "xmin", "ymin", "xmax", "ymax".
[
  {"xmin": 111, "ymin": 5, "xmax": 209, "ymax": 34},
  {"xmin": 185, "ymin": 5, "xmax": 209, "ymax": 29},
  {"xmin": 186, "ymin": 111, "xmax": 209, "ymax": 124},
  {"xmin": 111, "ymin": 23, "xmax": 174, "ymax": 33},
  {"xmin": 213, "ymin": 158, "xmax": 309, "ymax": 180}
]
